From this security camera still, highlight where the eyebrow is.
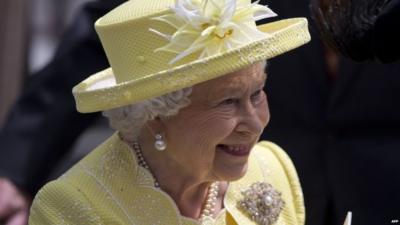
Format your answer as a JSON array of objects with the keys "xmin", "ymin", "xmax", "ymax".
[
  {"xmin": 252, "ymin": 72, "xmax": 267, "ymax": 87},
  {"xmin": 210, "ymin": 73, "xmax": 267, "ymax": 100},
  {"xmin": 216, "ymin": 87, "xmax": 244, "ymax": 97}
]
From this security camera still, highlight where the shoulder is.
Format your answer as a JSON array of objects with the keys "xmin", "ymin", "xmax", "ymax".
[
  {"xmin": 251, "ymin": 141, "xmax": 305, "ymax": 225},
  {"xmin": 29, "ymin": 133, "xmax": 130, "ymax": 225},
  {"xmin": 253, "ymin": 141, "xmax": 299, "ymax": 177},
  {"xmin": 29, "ymin": 179, "xmax": 101, "ymax": 225},
  {"xmin": 29, "ymin": 133, "xmax": 161, "ymax": 225}
]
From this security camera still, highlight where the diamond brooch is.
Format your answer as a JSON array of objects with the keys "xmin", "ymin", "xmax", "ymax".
[{"xmin": 237, "ymin": 182, "xmax": 285, "ymax": 225}]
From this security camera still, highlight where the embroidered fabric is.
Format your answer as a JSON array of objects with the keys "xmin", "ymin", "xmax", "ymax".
[{"xmin": 29, "ymin": 133, "xmax": 304, "ymax": 225}]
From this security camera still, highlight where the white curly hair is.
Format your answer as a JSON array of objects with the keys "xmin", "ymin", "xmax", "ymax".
[
  {"xmin": 102, "ymin": 87, "xmax": 193, "ymax": 142},
  {"xmin": 103, "ymin": 61, "xmax": 267, "ymax": 141}
]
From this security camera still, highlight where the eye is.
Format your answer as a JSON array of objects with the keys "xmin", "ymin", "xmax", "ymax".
[
  {"xmin": 251, "ymin": 89, "xmax": 264, "ymax": 103},
  {"xmin": 220, "ymin": 98, "xmax": 239, "ymax": 106},
  {"xmin": 251, "ymin": 89, "xmax": 262, "ymax": 99}
]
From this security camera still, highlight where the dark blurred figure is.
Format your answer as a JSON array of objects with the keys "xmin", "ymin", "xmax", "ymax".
[
  {"xmin": 310, "ymin": 0, "xmax": 400, "ymax": 62},
  {"xmin": 0, "ymin": 1, "xmax": 123, "ymax": 225},
  {"xmin": 264, "ymin": 1, "xmax": 400, "ymax": 225}
]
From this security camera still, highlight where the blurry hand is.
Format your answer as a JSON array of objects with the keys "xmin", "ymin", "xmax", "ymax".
[{"xmin": 0, "ymin": 178, "xmax": 30, "ymax": 225}]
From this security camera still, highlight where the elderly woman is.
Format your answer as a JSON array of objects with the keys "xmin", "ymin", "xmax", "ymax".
[{"xmin": 29, "ymin": 0, "xmax": 310, "ymax": 224}]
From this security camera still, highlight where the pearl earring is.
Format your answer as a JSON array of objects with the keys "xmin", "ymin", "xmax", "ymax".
[{"xmin": 154, "ymin": 134, "xmax": 166, "ymax": 151}]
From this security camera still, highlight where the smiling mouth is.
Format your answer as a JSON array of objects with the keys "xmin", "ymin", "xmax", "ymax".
[{"xmin": 216, "ymin": 144, "xmax": 252, "ymax": 156}]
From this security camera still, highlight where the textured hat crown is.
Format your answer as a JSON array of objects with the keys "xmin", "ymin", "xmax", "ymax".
[{"xmin": 95, "ymin": 0, "xmax": 195, "ymax": 83}]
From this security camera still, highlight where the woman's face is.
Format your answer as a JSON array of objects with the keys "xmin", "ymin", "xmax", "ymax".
[{"xmin": 161, "ymin": 62, "xmax": 269, "ymax": 181}]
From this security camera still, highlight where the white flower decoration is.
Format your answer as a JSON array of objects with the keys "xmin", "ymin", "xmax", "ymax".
[{"xmin": 150, "ymin": 0, "xmax": 277, "ymax": 64}]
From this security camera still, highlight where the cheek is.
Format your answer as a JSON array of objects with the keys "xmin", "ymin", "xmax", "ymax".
[
  {"xmin": 258, "ymin": 96, "xmax": 270, "ymax": 128},
  {"xmin": 192, "ymin": 112, "xmax": 238, "ymax": 145},
  {"xmin": 165, "ymin": 110, "xmax": 237, "ymax": 147},
  {"xmin": 165, "ymin": 112, "xmax": 238, "ymax": 168}
]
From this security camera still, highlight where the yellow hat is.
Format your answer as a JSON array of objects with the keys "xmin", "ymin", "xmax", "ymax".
[{"xmin": 73, "ymin": 0, "xmax": 311, "ymax": 113}]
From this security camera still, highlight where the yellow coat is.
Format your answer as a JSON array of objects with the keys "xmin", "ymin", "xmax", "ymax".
[{"xmin": 29, "ymin": 133, "xmax": 305, "ymax": 225}]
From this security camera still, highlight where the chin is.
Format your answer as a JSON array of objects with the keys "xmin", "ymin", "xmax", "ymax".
[{"xmin": 214, "ymin": 162, "xmax": 249, "ymax": 182}]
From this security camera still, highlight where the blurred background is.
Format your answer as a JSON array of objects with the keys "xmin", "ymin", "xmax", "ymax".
[{"xmin": 0, "ymin": 0, "xmax": 91, "ymax": 127}]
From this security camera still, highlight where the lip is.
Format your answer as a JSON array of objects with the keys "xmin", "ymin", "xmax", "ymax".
[{"xmin": 216, "ymin": 144, "xmax": 252, "ymax": 156}]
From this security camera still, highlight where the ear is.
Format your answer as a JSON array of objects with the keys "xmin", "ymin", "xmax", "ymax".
[{"xmin": 146, "ymin": 117, "xmax": 166, "ymax": 135}]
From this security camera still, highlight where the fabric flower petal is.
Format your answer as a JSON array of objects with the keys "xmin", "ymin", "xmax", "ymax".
[
  {"xmin": 150, "ymin": 0, "xmax": 277, "ymax": 64},
  {"xmin": 251, "ymin": 3, "xmax": 277, "ymax": 20},
  {"xmin": 152, "ymin": 14, "xmax": 186, "ymax": 29}
]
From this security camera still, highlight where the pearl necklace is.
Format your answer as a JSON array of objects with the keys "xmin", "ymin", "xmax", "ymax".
[{"xmin": 131, "ymin": 141, "xmax": 220, "ymax": 221}]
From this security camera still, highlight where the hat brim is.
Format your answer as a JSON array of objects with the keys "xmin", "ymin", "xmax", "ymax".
[{"xmin": 73, "ymin": 18, "xmax": 310, "ymax": 113}]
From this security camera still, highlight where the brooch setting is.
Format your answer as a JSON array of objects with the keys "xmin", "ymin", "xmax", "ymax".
[{"xmin": 237, "ymin": 182, "xmax": 285, "ymax": 225}]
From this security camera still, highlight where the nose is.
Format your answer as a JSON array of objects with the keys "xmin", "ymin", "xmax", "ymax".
[{"xmin": 235, "ymin": 101, "xmax": 268, "ymax": 136}]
